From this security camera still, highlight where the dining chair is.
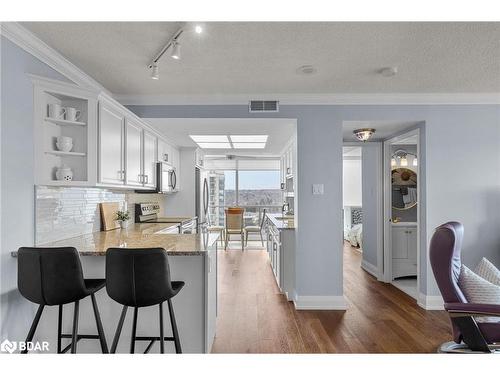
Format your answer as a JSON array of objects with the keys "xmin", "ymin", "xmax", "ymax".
[
  {"xmin": 224, "ymin": 207, "xmax": 245, "ymax": 251},
  {"xmin": 244, "ymin": 209, "xmax": 267, "ymax": 246},
  {"xmin": 206, "ymin": 211, "xmax": 225, "ymax": 246}
]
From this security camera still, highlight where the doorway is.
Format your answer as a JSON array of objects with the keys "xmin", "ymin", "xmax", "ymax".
[{"xmin": 383, "ymin": 129, "xmax": 420, "ymax": 300}]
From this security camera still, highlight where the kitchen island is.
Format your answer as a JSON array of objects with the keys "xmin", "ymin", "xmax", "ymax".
[{"xmin": 11, "ymin": 223, "xmax": 219, "ymax": 354}]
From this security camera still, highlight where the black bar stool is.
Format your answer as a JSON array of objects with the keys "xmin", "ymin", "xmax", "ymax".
[
  {"xmin": 105, "ymin": 248, "xmax": 185, "ymax": 354},
  {"xmin": 17, "ymin": 247, "xmax": 108, "ymax": 354}
]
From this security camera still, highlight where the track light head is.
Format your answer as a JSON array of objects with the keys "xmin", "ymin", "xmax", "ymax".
[
  {"xmin": 151, "ymin": 63, "xmax": 159, "ymax": 80},
  {"xmin": 195, "ymin": 25, "xmax": 203, "ymax": 34},
  {"xmin": 171, "ymin": 41, "xmax": 181, "ymax": 60}
]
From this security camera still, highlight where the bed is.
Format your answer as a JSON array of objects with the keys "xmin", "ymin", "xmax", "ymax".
[{"xmin": 343, "ymin": 206, "xmax": 363, "ymax": 248}]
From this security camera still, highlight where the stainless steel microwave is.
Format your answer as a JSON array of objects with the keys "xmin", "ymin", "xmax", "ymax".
[{"xmin": 156, "ymin": 162, "xmax": 177, "ymax": 193}]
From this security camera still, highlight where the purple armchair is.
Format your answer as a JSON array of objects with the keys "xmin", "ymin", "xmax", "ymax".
[{"xmin": 429, "ymin": 222, "xmax": 500, "ymax": 353}]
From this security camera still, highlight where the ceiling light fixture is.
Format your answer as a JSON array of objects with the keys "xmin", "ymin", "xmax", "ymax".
[
  {"xmin": 171, "ymin": 41, "xmax": 181, "ymax": 60},
  {"xmin": 380, "ymin": 66, "xmax": 398, "ymax": 77},
  {"xmin": 229, "ymin": 135, "xmax": 268, "ymax": 143},
  {"xmin": 353, "ymin": 128, "xmax": 376, "ymax": 142},
  {"xmin": 391, "ymin": 149, "xmax": 417, "ymax": 169},
  {"xmin": 232, "ymin": 143, "xmax": 267, "ymax": 149},
  {"xmin": 151, "ymin": 63, "xmax": 159, "ymax": 80},
  {"xmin": 195, "ymin": 25, "xmax": 203, "ymax": 34}
]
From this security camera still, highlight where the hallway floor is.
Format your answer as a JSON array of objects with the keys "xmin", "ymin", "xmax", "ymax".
[{"xmin": 211, "ymin": 243, "xmax": 451, "ymax": 353}]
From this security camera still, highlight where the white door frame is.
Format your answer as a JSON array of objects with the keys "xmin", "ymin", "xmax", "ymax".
[{"xmin": 382, "ymin": 129, "xmax": 421, "ymax": 298}]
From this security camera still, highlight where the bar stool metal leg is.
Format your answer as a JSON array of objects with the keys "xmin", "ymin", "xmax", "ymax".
[
  {"xmin": 167, "ymin": 299, "xmax": 182, "ymax": 353},
  {"xmin": 159, "ymin": 302, "xmax": 165, "ymax": 354},
  {"xmin": 91, "ymin": 293, "xmax": 109, "ymax": 353},
  {"xmin": 130, "ymin": 307, "xmax": 138, "ymax": 354},
  {"xmin": 57, "ymin": 305, "xmax": 63, "ymax": 353},
  {"xmin": 71, "ymin": 300, "xmax": 79, "ymax": 354},
  {"xmin": 111, "ymin": 305, "xmax": 128, "ymax": 353},
  {"xmin": 22, "ymin": 304, "xmax": 44, "ymax": 354}
]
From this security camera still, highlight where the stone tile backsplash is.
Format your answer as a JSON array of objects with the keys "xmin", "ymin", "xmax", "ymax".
[{"xmin": 35, "ymin": 186, "xmax": 165, "ymax": 244}]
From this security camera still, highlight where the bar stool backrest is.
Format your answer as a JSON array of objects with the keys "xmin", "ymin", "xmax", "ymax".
[
  {"xmin": 106, "ymin": 248, "xmax": 176, "ymax": 307},
  {"xmin": 18, "ymin": 247, "xmax": 87, "ymax": 306}
]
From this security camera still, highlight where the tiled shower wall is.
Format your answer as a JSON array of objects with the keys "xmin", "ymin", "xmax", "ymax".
[{"xmin": 35, "ymin": 186, "xmax": 166, "ymax": 244}]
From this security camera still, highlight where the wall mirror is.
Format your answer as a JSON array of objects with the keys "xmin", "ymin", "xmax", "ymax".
[{"xmin": 391, "ymin": 167, "xmax": 417, "ymax": 210}]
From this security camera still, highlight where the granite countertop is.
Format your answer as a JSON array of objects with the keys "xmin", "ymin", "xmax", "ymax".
[
  {"xmin": 266, "ymin": 213, "xmax": 295, "ymax": 230},
  {"xmin": 11, "ymin": 223, "xmax": 219, "ymax": 257}
]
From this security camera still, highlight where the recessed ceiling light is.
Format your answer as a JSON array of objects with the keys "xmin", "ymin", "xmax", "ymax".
[
  {"xmin": 197, "ymin": 143, "xmax": 232, "ymax": 149},
  {"xmin": 190, "ymin": 135, "xmax": 229, "ymax": 143},
  {"xmin": 380, "ymin": 66, "xmax": 398, "ymax": 77},
  {"xmin": 230, "ymin": 135, "xmax": 268, "ymax": 143},
  {"xmin": 232, "ymin": 143, "xmax": 266, "ymax": 149},
  {"xmin": 296, "ymin": 65, "xmax": 317, "ymax": 75}
]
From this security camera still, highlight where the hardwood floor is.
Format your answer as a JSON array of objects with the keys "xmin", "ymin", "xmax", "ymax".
[{"xmin": 211, "ymin": 242, "xmax": 451, "ymax": 353}]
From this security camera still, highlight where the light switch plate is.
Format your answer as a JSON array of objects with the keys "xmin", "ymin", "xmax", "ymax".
[{"xmin": 312, "ymin": 184, "xmax": 324, "ymax": 195}]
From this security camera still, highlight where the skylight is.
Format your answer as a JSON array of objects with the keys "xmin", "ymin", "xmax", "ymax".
[
  {"xmin": 189, "ymin": 134, "xmax": 269, "ymax": 149},
  {"xmin": 230, "ymin": 135, "xmax": 268, "ymax": 143},
  {"xmin": 232, "ymin": 143, "xmax": 266, "ymax": 149}
]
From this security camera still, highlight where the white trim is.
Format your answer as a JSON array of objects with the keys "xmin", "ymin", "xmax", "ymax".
[
  {"xmin": 417, "ymin": 293, "xmax": 444, "ymax": 310},
  {"xmin": 1, "ymin": 22, "xmax": 110, "ymax": 95},
  {"xmin": 361, "ymin": 260, "xmax": 379, "ymax": 278},
  {"xmin": 115, "ymin": 93, "xmax": 500, "ymax": 106},
  {"xmin": 293, "ymin": 295, "xmax": 347, "ymax": 310}
]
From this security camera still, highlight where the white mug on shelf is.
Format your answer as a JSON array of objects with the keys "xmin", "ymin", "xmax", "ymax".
[
  {"xmin": 48, "ymin": 103, "xmax": 66, "ymax": 119},
  {"xmin": 56, "ymin": 165, "xmax": 73, "ymax": 181},
  {"xmin": 56, "ymin": 136, "xmax": 73, "ymax": 152},
  {"xmin": 65, "ymin": 107, "xmax": 81, "ymax": 122}
]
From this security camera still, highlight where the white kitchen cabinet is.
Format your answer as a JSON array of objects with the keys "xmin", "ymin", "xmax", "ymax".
[
  {"xmin": 125, "ymin": 119, "xmax": 143, "ymax": 187},
  {"xmin": 158, "ymin": 138, "xmax": 173, "ymax": 164},
  {"xmin": 98, "ymin": 100, "xmax": 125, "ymax": 185},
  {"xmin": 143, "ymin": 131, "xmax": 157, "ymax": 189},
  {"xmin": 392, "ymin": 225, "xmax": 418, "ymax": 279}
]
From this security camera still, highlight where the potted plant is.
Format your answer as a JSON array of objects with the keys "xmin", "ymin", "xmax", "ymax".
[{"xmin": 116, "ymin": 210, "xmax": 130, "ymax": 229}]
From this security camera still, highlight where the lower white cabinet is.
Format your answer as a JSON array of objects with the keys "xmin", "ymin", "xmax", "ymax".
[{"xmin": 392, "ymin": 225, "xmax": 417, "ymax": 279}]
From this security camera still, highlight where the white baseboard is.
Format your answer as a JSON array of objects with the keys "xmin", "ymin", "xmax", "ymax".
[
  {"xmin": 293, "ymin": 295, "xmax": 347, "ymax": 310},
  {"xmin": 361, "ymin": 260, "xmax": 379, "ymax": 278},
  {"xmin": 417, "ymin": 293, "xmax": 444, "ymax": 310}
]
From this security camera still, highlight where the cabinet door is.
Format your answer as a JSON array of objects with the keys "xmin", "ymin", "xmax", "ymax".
[
  {"xmin": 125, "ymin": 119, "xmax": 143, "ymax": 187},
  {"xmin": 407, "ymin": 228, "xmax": 418, "ymax": 262},
  {"xmin": 143, "ymin": 131, "xmax": 157, "ymax": 188},
  {"xmin": 98, "ymin": 102, "xmax": 125, "ymax": 185},
  {"xmin": 205, "ymin": 245, "xmax": 217, "ymax": 351},
  {"xmin": 157, "ymin": 139, "xmax": 167, "ymax": 163},
  {"xmin": 392, "ymin": 227, "xmax": 408, "ymax": 259}
]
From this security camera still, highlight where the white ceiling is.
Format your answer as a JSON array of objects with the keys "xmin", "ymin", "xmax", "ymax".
[
  {"xmin": 343, "ymin": 120, "xmax": 421, "ymax": 142},
  {"xmin": 22, "ymin": 22, "xmax": 500, "ymax": 96},
  {"xmin": 146, "ymin": 118, "xmax": 296, "ymax": 156}
]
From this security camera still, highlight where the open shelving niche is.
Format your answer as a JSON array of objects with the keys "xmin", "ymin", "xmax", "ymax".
[{"xmin": 33, "ymin": 76, "xmax": 98, "ymax": 186}]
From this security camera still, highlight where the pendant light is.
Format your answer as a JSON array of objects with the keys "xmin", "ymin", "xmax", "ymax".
[
  {"xmin": 171, "ymin": 41, "xmax": 181, "ymax": 60},
  {"xmin": 400, "ymin": 156, "xmax": 408, "ymax": 167},
  {"xmin": 353, "ymin": 128, "xmax": 376, "ymax": 142}
]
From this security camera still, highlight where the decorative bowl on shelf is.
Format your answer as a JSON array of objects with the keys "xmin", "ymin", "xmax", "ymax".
[
  {"xmin": 56, "ymin": 136, "xmax": 73, "ymax": 152},
  {"xmin": 56, "ymin": 166, "xmax": 73, "ymax": 181}
]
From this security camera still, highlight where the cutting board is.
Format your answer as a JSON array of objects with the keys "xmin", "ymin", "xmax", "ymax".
[{"xmin": 100, "ymin": 202, "xmax": 120, "ymax": 231}]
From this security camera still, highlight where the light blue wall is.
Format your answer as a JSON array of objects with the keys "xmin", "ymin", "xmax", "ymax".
[
  {"xmin": 128, "ymin": 104, "xmax": 500, "ymax": 297},
  {"xmin": 0, "ymin": 36, "xmax": 72, "ymax": 341}
]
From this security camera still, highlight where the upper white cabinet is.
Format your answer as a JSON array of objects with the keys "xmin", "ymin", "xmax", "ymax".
[
  {"xmin": 143, "ymin": 131, "xmax": 157, "ymax": 189},
  {"xmin": 98, "ymin": 98, "xmax": 125, "ymax": 185},
  {"xmin": 33, "ymin": 77, "xmax": 98, "ymax": 186},
  {"xmin": 125, "ymin": 118, "xmax": 143, "ymax": 187},
  {"xmin": 158, "ymin": 138, "xmax": 173, "ymax": 164}
]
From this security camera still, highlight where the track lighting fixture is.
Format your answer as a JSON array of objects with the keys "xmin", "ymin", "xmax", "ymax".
[
  {"xmin": 195, "ymin": 25, "xmax": 203, "ymax": 34},
  {"xmin": 171, "ymin": 41, "xmax": 181, "ymax": 60},
  {"xmin": 151, "ymin": 63, "xmax": 159, "ymax": 80}
]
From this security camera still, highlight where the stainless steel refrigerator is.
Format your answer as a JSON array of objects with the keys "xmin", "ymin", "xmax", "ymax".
[{"xmin": 195, "ymin": 166, "xmax": 210, "ymax": 227}]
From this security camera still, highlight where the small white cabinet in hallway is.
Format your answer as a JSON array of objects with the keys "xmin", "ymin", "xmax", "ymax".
[{"xmin": 392, "ymin": 224, "xmax": 417, "ymax": 279}]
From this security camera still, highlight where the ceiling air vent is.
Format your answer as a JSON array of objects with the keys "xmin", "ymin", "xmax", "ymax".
[{"xmin": 248, "ymin": 100, "xmax": 279, "ymax": 113}]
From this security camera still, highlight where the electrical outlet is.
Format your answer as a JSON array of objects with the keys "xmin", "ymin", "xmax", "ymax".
[{"xmin": 312, "ymin": 184, "xmax": 324, "ymax": 195}]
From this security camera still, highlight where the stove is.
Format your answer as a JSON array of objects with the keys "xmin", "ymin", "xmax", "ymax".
[{"xmin": 135, "ymin": 203, "xmax": 198, "ymax": 234}]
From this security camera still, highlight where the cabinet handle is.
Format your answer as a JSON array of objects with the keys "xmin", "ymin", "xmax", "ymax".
[
  {"xmin": 164, "ymin": 153, "xmax": 168, "ymax": 162},
  {"xmin": 287, "ymin": 168, "xmax": 291, "ymax": 174},
  {"xmin": 118, "ymin": 170, "xmax": 125, "ymax": 181},
  {"xmin": 145, "ymin": 175, "xmax": 149, "ymax": 184}
]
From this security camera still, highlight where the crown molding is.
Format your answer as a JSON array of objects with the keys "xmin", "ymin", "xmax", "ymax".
[
  {"xmin": 115, "ymin": 92, "xmax": 500, "ymax": 106},
  {"xmin": 1, "ymin": 22, "xmax": 111, "ymax": 96}
]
